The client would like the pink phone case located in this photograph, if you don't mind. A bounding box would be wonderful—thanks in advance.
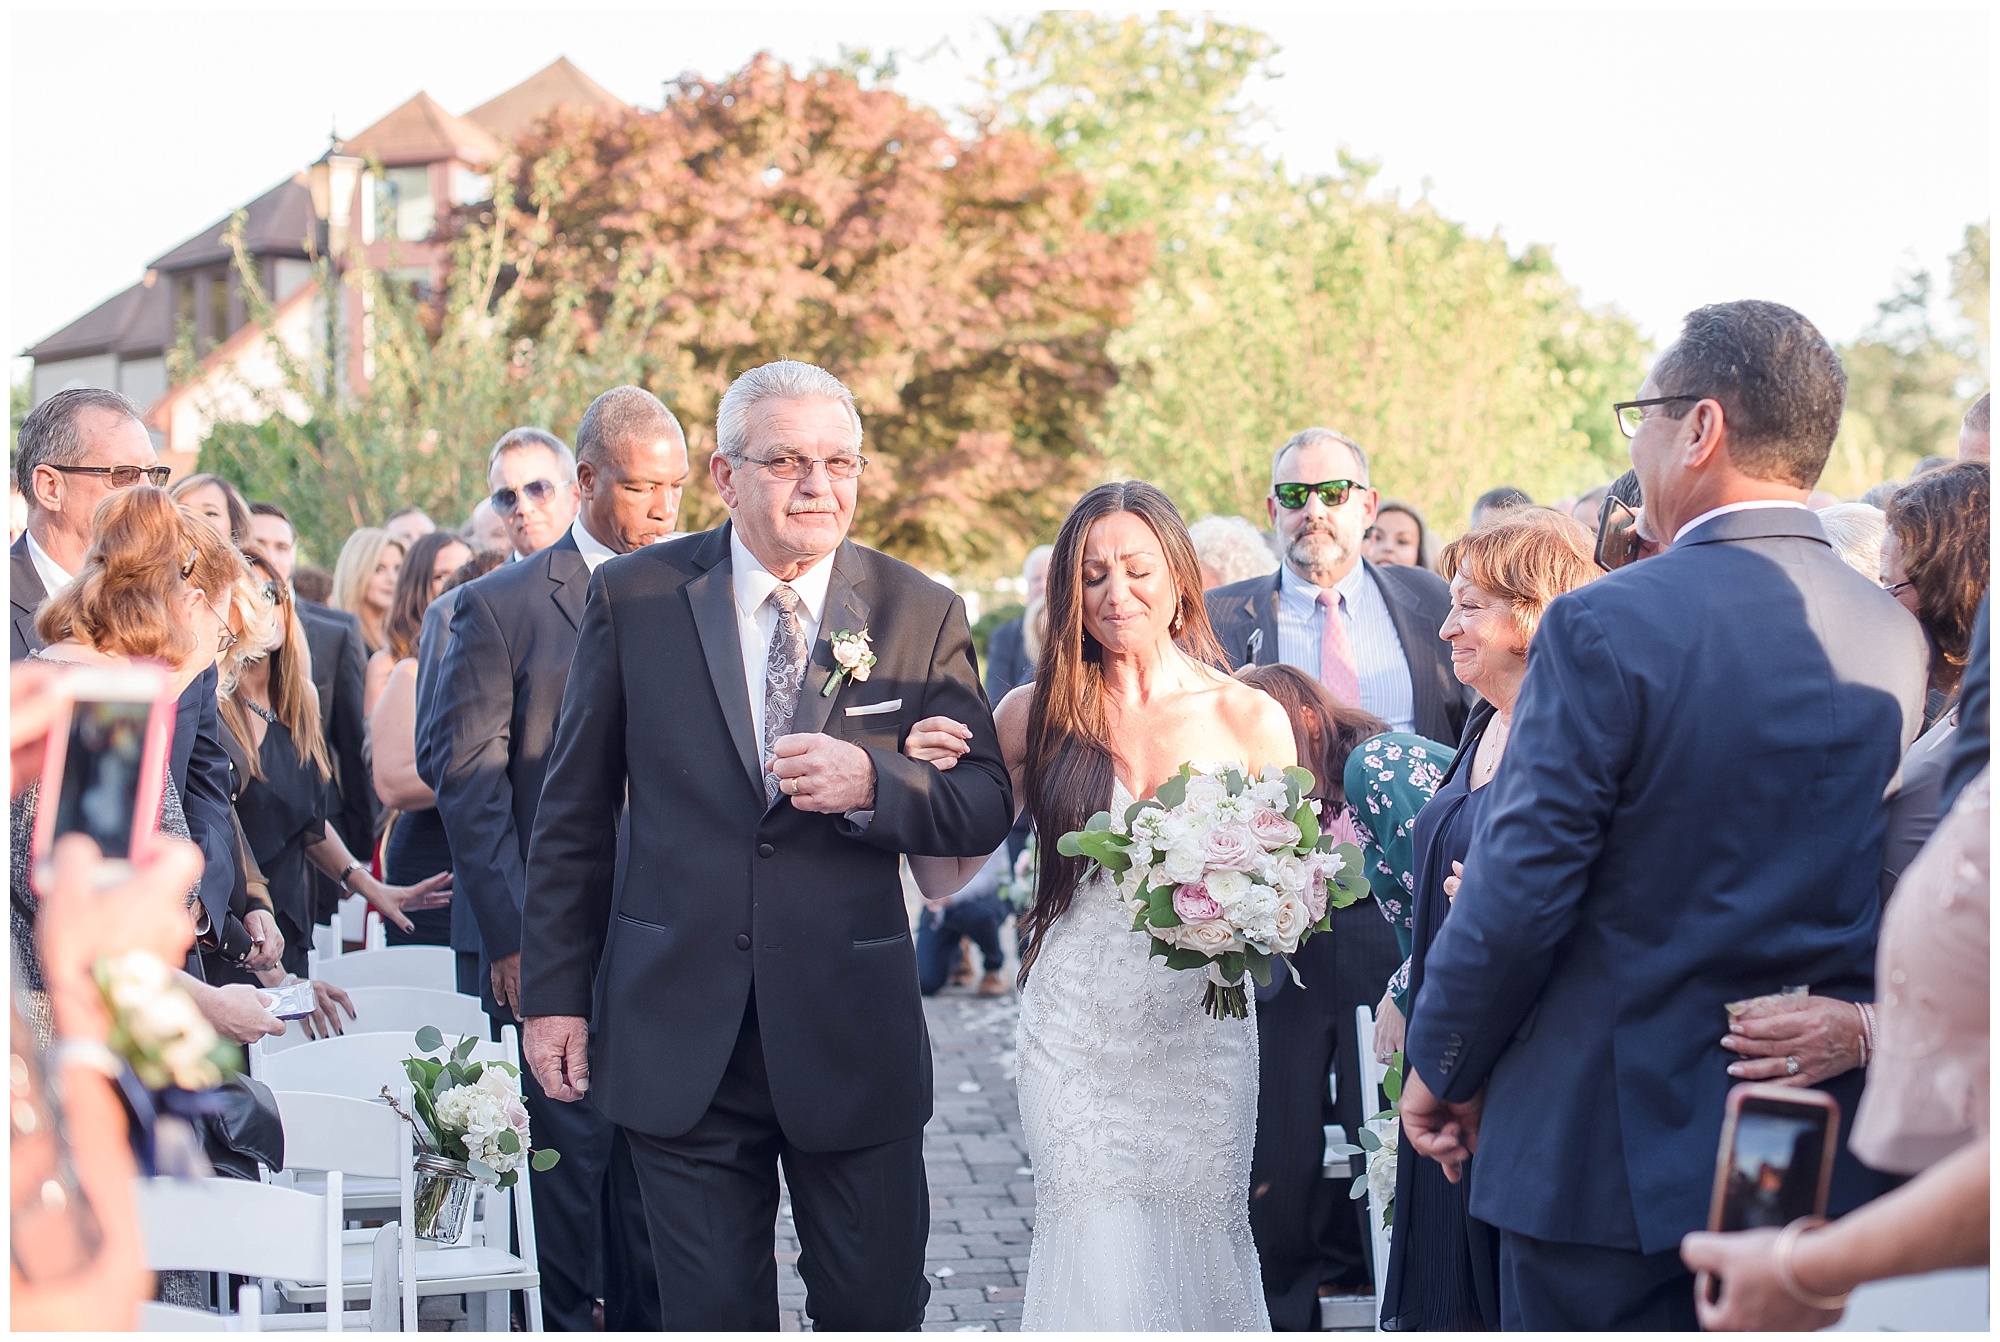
[31,681,179,867]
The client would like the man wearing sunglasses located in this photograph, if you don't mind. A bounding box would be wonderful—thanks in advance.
[10,386,168,660]
[430,397,686,1331]
[1204,425,1468,1325]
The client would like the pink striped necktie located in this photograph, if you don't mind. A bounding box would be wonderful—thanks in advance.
[1317,588,1361,707]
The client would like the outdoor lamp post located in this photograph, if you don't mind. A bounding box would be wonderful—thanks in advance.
[305,136,362,398]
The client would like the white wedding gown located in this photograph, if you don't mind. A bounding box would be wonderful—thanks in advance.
[1016,777,1269,1331]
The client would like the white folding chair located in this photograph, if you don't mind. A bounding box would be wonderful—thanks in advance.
[273,1092,418,1331]
[311,946,457,994]
[1355,1005,1396,1323]
[141,1284,264,1330]
[269,1041,543,1330]
[256,986,490,1059]
[135,1172,394,1331]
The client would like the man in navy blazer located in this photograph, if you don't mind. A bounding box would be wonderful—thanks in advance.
[1402,302,1929,1329]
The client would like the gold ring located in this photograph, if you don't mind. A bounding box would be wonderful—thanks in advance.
[784,777,798,795]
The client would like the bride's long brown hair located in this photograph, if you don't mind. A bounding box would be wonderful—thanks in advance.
[1017,481,1225,982]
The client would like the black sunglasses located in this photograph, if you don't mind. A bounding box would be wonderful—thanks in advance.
[1273,479,1362,510]
[491,478,569,514]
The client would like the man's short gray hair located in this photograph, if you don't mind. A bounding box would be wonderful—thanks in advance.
[15,386,145,498]
[1815,502,1887,581]
[486,426,576,479]
[1271,427,1370,486]
[576,386,686,467]
[1188,515,1279,586]
[716,361,863,459]
[1022,544,1054,580]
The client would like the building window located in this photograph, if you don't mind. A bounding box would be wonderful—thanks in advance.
[208,268,232,346]
[372,166,436,243]
[452,167,492,207]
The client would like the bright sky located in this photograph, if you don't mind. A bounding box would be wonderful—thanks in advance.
[7,6,1991,373]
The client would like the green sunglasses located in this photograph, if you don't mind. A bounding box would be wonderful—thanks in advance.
[1273,478,1362,509]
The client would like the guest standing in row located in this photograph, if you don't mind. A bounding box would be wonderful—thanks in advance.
[332,526,404,662]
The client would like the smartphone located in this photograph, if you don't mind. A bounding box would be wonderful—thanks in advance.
[1707,1083,1840,1233]
[260,981,318,1021]
[32,665,177,881]
[1594,496,1645,572]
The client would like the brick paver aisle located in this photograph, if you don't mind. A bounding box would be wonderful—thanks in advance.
[776,983,1032,1331]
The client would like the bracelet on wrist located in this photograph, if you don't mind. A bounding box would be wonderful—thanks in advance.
[1773,1217,1848,1311]
[48,1037,123,1078]
[337,860,364,891]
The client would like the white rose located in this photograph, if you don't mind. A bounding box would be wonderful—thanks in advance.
[1182,920,1241,955]
[1271,896,1311,951]
[1162,841,1208,885]
[1367,1125,1399,1210]
[1270,852,1310,896]
[1184,775,1226,809]
[1204,868,1253,913]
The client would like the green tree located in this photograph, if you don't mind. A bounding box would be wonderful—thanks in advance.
[986,13,1649,537]
[1823,220,1989,496]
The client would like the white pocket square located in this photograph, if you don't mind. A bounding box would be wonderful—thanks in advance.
[844,699,903,717]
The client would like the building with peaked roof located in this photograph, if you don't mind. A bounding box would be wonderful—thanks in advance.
[24,58,627,478]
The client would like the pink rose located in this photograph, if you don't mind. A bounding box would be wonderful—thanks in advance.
[1248,808,1303,850]
[1199,825,1262,872]
[1172,881,1224,923]
[1302,875,1329,923]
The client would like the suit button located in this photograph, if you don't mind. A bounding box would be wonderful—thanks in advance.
[734,933,752,951]
[757,843,774,858]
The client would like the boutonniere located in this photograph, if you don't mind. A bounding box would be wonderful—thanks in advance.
[823,628,877,696]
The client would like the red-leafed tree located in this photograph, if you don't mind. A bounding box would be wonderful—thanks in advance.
[499,55,1153,566]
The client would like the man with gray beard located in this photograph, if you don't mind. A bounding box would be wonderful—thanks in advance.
[1205,426,1467,1328]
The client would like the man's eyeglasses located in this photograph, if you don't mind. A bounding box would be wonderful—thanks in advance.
[1885,580,1915,597]
[1613,395,1706,439]
[731,452,868,482]
[1272,479,1361,510]
[491,479,570,514]
[46,464,172,489]
[179,547,200,580]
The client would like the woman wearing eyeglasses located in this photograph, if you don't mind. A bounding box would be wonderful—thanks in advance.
[330,526,405,664]
[9,487,284,1048]
[221,551,452,977]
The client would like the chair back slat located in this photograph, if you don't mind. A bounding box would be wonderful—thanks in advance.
[260,986,489,1056]
[137,1173,343,1325]
[312,946,457,993]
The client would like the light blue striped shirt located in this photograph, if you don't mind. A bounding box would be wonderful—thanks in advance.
[1273,561,1417,734]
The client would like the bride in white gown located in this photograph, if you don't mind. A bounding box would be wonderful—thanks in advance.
[906,482,1296,1331]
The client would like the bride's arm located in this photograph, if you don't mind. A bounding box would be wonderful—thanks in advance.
[906,688,1032,899]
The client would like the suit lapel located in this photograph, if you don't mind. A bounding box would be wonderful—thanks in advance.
[787,543,869,739]
[11,537,48,656]
[1369,562,1440,733]
[546,538,587,630]
[684,527,764,794]
[1252,572,1281,666]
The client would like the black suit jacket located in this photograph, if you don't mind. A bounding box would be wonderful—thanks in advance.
[298,603,374,859]
[519,525,1014,1152]
[11,534,46,661]
[1204,561,1469,745]
[433,535,592,978]
[984,615,1031,705]
[13,536,234,925]
[411,587,482,960]
[1407,508,1928,1253]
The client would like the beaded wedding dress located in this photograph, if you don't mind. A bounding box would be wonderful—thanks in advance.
[1015,777,1269,1331]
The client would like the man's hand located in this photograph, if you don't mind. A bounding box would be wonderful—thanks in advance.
[490,952,522,1016]
[1721,998,1864,1087]
[196,980,287,1044]
[242,908,284,972]
[903,716,972,770]
[1399,1065,1483,1184]
[769,733,876,813]
[525,1015,591,1102]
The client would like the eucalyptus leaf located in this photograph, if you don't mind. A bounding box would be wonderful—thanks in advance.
[1244,949,1271,987]
[1325,1143,1362,1159]
[453,1034,478,1061]
[498,1171,518,1189]
[497,1128,521,1155]
[462,1062,483,1085]
[414,1025,443,1054]
[1383,1063,1404,1104]
[1123,799,1164,829]
[531,1149,561,1172]
[1357,1127,1382,1152]
[1153,769,1190,810]
[1157,943,1209,972]
[1283,765,1315,805]
[1084,811,1114,832]
[1146,903,1182,929]
[1295,805,1321,849]
[1349,1175,1370,1201]
[467,1158,498,1182]
[1223,767,1245,796]
[1219,950,1245,982]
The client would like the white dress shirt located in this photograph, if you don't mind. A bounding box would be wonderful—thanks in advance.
[731,529,837,749]
[1273,560,1417,734]
[1672,499,1810,544]
[568,516,618,572]
[25,530,72,599]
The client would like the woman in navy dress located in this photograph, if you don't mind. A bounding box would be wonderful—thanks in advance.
[1378,509,1601,1330]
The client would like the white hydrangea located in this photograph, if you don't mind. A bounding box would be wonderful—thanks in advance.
[434,1068,533,1177]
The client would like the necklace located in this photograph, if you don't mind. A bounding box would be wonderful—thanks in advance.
[1471,713,1511,785]
[243,700,278,725]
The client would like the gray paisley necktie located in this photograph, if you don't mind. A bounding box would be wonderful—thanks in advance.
[762,583,809,804]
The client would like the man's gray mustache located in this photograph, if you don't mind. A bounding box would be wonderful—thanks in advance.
[787,501,840,515]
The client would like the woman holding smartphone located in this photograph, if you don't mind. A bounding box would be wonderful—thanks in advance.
[1376,508,1599,1332]
[219,551,451,977]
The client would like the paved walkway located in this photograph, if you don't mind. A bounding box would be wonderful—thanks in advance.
[777,982,1032,1331]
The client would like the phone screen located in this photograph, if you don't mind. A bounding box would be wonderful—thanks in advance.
[50,699,154,859]
[1594,497,1643,572]
[1717,1096,1832,1231]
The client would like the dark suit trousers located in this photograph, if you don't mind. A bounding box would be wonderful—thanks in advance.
[1248,902,1399,1327]
[1498,1230,1698,1331]
[623,994,930,1331]
[517,1034,658,1329]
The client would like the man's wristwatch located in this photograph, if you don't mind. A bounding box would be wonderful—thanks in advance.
[337,861,364,891]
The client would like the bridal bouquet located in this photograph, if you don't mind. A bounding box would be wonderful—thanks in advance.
[1056,763,1370,1019]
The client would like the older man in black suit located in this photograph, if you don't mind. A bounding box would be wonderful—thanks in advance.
[520,361,1014,1330]
[11,389,236,950]
[433,395,688,1331]
[1404,301,1928,1329]
[1204,426,1469,1323]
